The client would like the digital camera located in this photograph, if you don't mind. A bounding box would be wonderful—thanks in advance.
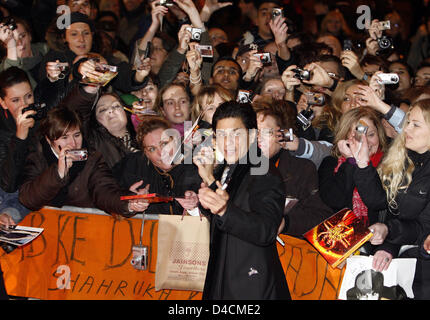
[377,73,399,85]
[279,128,294,142]
[271,8,283,21]
[343,39,353,51]
[354,121,368,142]
[21,103,47,121]
[237,90,251,104]
[131,245,148,270]
[306,92,325,106]
[297,108,314,131]
[66,149,88,161]
[254,52,271,64]
[292,68,311,81]
[186,27,202,41]
[195,44,213,58]
[1,16,17,31]
[159,0,174,6]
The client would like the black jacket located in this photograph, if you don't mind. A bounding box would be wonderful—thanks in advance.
[202,156,290,300]
[274,150,333,237]
[112,152,202,215]
[353,150,430,257]
[0,109,37,192]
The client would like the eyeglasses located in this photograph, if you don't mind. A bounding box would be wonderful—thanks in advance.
[143,137,174,153]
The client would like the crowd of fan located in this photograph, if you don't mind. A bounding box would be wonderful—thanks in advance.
[1,0,430,300]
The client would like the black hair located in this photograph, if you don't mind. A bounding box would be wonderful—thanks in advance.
[252,0,282,10]
[210,56,243,79]
[0,67,31,98]
[212,101,257,131]
[317,54,347,79]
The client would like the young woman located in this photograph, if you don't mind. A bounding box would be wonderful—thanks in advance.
[154,83,191,137]
[318,107,388,227]
[0,67,37,193]
[19,107,146,216]
[351,99,430,274]
[0,17,49,88]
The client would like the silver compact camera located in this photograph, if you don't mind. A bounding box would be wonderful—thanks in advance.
[254,52,271,64]
[66,149,88,161]
[293,68,311,81]
[377,73,399,85]
[297,108,314,131]
[237,90,251,103]
[159,0,174,6]
[271,8,283,21]
[306,92,325,106]
[131,245,148,270]
[186,27,202,41]
[354,121,368,142]
[279,128,294,142]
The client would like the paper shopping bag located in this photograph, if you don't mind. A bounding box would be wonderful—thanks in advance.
[155,214,210,291]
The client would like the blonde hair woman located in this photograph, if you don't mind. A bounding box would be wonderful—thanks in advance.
[318,107,387,227]
[352,99,430,273]
[191,84,234,126]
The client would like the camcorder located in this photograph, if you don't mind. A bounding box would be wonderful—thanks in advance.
[254,52,271,64]
[66,149,88,161]
[292,68,311,81]
[279,128,294,142]
[0,16,17,31]
[131,245,148,270]
[186,27,202,41]
[21,103,47,121]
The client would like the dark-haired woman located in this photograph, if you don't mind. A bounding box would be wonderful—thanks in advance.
[19,107,146,216]
[36,11,150,110]
[0,67,38,193]
[112,116,202,215]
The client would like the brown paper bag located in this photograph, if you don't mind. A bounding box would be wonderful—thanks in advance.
[155,214,210,291]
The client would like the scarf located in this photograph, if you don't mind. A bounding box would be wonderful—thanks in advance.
[334,149,384,223]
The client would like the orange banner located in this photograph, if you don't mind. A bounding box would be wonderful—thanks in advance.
[0,208,344,300]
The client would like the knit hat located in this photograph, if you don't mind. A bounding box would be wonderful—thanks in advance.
[58,12,96,33]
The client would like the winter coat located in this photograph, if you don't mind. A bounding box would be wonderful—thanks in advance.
[0,109,37,192]
[112,152,202,215]
[353,150,430,258]
[19,138,131,216]
[201,156,290,300]
[61,86,139,169]
[274,149,334,237]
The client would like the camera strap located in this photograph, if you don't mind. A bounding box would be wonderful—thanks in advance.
[139,213,145,246]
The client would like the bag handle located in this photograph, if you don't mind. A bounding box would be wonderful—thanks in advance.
[181,209,203,221]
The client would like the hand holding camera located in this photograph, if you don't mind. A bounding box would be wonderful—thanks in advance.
[0,21,16,47]
[177,24,193,54]
[16,106,36,140]
[301,62,334,88]
[269,8,288,46]
[186,43,203,72]
[281,65,302,91]
[242,49,263,81]
[340,50,365,80]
